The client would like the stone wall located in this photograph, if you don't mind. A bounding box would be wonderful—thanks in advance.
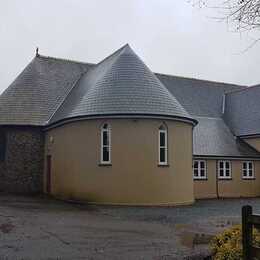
[0,126,44,193]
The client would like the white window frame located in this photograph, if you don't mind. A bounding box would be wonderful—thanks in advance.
[242,161,254,179]
[193,160,207,180]
[218,160,232,179]
[158,128,168,165]
[100,124,111,164]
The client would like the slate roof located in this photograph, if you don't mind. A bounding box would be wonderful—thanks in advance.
[194,117,260,158]
[156,74,245,117]
[224,86,260,137]
[155,74,260,157]
[1,44,260,158]
[0,55,93,125]
[50,44,194,124]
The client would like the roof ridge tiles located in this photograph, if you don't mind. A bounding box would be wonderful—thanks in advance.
[155,72,246,88]
[95,43,130,66]
[37,50,254,91]
[225,84,260,95]
[37,54,95,66]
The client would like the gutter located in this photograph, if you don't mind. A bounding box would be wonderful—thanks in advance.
[240,134,260,139]
[44,113,198,131]
[194,155,260,160]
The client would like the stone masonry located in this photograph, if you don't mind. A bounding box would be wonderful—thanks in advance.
[0,126,44,193]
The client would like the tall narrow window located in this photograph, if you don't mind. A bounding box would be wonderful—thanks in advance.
[193,160,207,180]
[158,125,168,165]
[218,160,231,179]
[101,123,111,164]
[242,161,254,179]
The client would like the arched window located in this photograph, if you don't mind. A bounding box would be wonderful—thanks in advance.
[101,123,111,164]
[158,124,168,165]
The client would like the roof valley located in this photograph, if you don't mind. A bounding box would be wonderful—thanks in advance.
[0,44,259,158]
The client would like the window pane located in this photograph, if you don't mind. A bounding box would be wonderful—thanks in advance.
[194,169,198,177]
[249,170,253,177]
[194,161,198,169]
[226,169,230,177]
[219,161,224,168]
[103,147,110,162]
[243,170,247,177]
[160,148,166,163]
[103,131,108,146]
[243,162,247,169]
[200,169,205,177]
[160,132,165,147]
[200,161,205,169]
[219,169,224,177]
[249,163,253,169]
[225,162,230,169]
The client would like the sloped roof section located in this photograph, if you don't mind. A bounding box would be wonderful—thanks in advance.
[157,73,245,117]
[224,85,260,137]
[0,55,92,125]
[50,44,195,124]
[194,117,260,158]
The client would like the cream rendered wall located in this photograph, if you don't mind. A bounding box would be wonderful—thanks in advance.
[44,118,194,206]
[194,159,260,199]
[194,160,217,199]
[218,160,260,197]
[243,138,260,152]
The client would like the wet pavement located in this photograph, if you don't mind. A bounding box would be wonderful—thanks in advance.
[0,195,259,259]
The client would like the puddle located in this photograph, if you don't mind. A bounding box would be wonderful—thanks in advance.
[0,223,15,234]
[180,231,214,249]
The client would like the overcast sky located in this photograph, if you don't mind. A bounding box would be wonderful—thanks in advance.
[1,0,260,93]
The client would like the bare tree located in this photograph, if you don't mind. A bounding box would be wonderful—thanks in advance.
[191,0,260,48]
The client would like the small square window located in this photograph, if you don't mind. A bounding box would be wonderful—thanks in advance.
[193,160,207,180]
[218,161,231,179]
[242,161,254,179]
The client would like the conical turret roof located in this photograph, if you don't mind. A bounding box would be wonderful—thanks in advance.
[50,44,196,125]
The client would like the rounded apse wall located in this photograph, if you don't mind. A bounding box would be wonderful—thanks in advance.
[44,118,194,206]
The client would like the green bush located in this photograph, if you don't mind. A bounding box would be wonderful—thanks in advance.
[211,225,260,260]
